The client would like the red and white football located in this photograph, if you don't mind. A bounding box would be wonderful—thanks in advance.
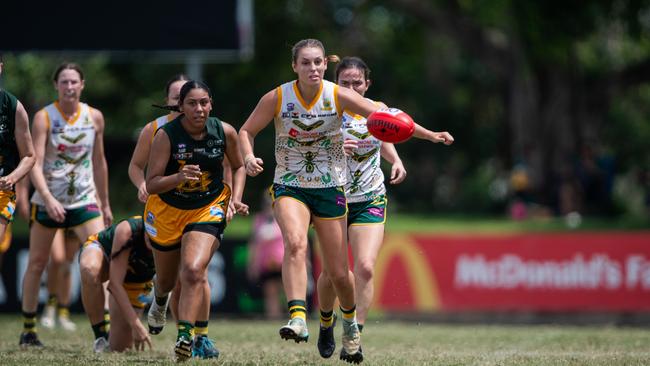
[367,108,415,143]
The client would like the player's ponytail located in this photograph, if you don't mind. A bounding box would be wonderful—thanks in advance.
[327,54,340,63]
[151,103,181,112]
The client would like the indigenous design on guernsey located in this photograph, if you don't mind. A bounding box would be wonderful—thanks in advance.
[341,99,386,203]
[31,102,97,209]
[0,90,18,179]
[274,80,346,188]
[158,116,226,209]
[149,114,174,143]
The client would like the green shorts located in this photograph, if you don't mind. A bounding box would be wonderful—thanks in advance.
[348,195,387,226]
[32,203,101,229]
[271,184,347,219]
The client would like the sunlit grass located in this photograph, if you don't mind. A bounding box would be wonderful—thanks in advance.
[1,315,649,365]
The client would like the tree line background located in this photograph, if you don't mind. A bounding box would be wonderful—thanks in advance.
[2,0,649,222]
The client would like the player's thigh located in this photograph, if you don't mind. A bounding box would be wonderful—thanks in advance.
[71,217,104,244]
[49,229,66,264]
[272,197,311,245]
[27,222,59,267]
[348,224,385,269]
[312,216,349,273]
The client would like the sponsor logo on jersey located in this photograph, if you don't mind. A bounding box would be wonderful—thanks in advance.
[209,205,225,221]
[146,211,155,224]
[322,98,332,111]
[287,103,295,111]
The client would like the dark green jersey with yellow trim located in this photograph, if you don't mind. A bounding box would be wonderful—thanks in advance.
[97,215,154,283]
[0,90,18,178]
[159,116,226,209]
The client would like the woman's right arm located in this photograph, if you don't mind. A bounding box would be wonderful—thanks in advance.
[238,89,278,177]
[107,222,152,350]
[128,122,154,203]
[30,110,65,222]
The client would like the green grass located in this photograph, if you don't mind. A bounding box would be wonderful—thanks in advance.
[2,315,650,365]
[9,208,649,238]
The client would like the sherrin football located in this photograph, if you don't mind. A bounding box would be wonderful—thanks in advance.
[367,108,415,143]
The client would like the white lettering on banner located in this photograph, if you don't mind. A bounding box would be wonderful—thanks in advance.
[452,253,645,290]
[626,255,650,289]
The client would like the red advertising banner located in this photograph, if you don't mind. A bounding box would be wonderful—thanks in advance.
[316,232,650,312]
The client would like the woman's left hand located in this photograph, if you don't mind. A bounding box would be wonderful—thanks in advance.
[389,160,407,184]
[0,176,14,191]
[343,139,358,156]
[132,319,152,351]
[226,202,235,223]
[431,131,454,145]
[233,200,250,216]
[102,205,114,227]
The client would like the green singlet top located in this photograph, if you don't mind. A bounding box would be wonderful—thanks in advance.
[158,116,226,210]
[97,216,155,283]
[0,90,18,179]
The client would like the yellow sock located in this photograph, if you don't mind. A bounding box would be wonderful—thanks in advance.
[340,305,356,322]
[195,320,209,337]
[288,300,307,321]
[320,310,334,327]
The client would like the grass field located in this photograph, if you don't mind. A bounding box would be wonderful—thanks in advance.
[1,315,649,365]
[10,212,650,239]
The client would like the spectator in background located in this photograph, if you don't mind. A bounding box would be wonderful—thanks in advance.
[247,190,285,319]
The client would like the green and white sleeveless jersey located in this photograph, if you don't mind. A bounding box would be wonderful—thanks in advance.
[341,100,385,203]
[149,114,174,143]
[31,102,97,209]
[0,90,18,179]
[273,80,346,188]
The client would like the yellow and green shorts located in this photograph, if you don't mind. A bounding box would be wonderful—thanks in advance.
[347,195,388,226]
[124,281,154,309]
[31,203,101,229]
[144,187,230,251]
[0,190,16,223]
[270,183,347,219]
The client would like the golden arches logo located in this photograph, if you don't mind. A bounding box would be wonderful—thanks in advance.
[373,234,441,311]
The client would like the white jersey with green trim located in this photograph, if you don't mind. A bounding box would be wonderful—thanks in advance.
[150,114,174,142]
[273,80,346,188]
[341,99,386,203]
[31,102,97,209]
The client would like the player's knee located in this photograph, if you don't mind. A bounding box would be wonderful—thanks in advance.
[60,260,73,276]
[328,270,351,289]
[283,231,307,248]
[181,265,206,286]
[80,261,103,285]
[283,237,307,259]
[28,255,50,274]
[355,261,374,282]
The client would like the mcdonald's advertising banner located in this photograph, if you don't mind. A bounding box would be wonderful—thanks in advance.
[315,232,650,312]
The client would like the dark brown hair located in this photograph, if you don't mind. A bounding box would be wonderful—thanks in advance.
[335,56,371,82]
[53,62,84,82]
